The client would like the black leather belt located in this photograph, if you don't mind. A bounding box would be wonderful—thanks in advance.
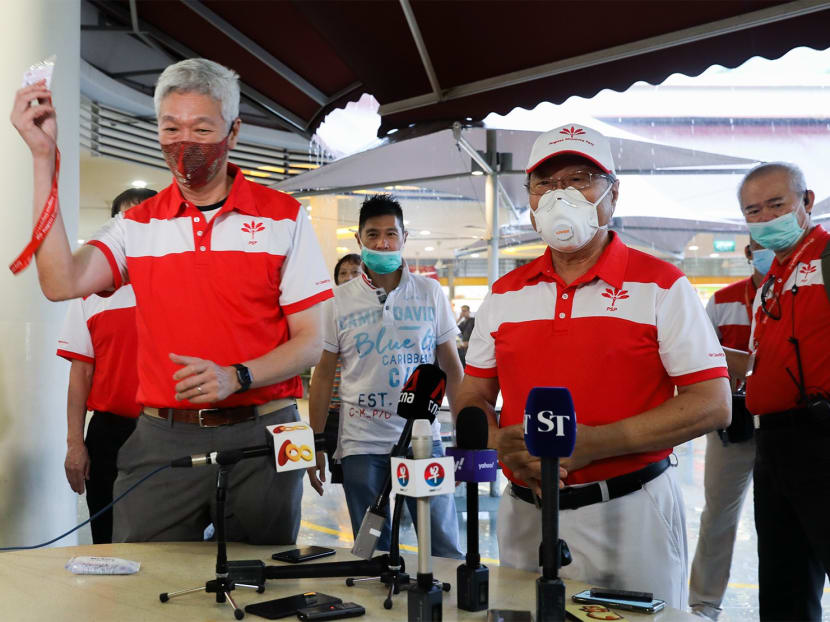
[754,406,825,431]
[510,457,671,510]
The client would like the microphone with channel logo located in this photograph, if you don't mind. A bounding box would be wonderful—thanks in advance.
[524,387,577,622]
[446,406,497,611]
[351,363,447,559]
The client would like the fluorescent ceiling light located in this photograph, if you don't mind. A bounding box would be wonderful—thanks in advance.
[131,180,147,188]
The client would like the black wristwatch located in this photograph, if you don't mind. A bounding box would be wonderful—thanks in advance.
[233,364,253,393]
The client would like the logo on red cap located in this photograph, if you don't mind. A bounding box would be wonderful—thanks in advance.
[558,126,586,139]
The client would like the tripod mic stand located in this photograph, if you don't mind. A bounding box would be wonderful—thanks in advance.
[159,465,265,620]
[265,486,449,610]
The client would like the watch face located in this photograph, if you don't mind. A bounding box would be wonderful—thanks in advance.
[235,365,252,391]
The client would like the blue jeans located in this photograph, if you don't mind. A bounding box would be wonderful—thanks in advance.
[341,440,463,559]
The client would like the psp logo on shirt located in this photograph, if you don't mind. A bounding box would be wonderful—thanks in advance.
[424,462,445,487]
[397,463,410,487]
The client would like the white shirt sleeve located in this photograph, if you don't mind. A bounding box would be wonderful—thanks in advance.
[321,297,339,353]
[56,298,94,362]
[464,294,497,372]
[657,276,726,380]
[433,282,459,345]
[89,213,129,289]
[279,204,333,313]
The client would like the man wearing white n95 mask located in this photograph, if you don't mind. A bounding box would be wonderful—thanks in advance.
[455,123,731,609]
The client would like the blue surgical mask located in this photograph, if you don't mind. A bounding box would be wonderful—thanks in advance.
[751,248,775,275]
[747,211,806,251]
[361,246,402,274]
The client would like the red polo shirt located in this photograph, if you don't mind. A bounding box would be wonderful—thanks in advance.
[705,276,756,351]
[56,285,141,418]
[88,164,333,409]
[465,233,728,485]
[747,225,830,415]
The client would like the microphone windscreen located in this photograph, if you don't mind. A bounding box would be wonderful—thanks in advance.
[456,406,489,450]
[524,387,577,458]
[396,363,447,422]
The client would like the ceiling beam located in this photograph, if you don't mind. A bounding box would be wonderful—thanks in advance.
[180,0,328,105]
[399,0,442,103]
[89,1,310,135]
[380,0,830,116]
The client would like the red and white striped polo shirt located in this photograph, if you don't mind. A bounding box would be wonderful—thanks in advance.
[56,285,141,418]
[747,225,830,415]
[88,164,333,409]
[465,233,728,485]
[705,277,756,351]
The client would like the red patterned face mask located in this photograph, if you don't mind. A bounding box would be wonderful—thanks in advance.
[160,134,229,189]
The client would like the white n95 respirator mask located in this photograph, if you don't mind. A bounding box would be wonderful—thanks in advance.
[533,184,612,253]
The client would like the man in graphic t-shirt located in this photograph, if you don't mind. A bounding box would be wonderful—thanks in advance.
[308,194,463,558]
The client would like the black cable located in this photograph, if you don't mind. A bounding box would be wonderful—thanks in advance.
[0,464,171,551]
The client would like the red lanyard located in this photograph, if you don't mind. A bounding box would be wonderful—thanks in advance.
[9,149,61,275]
[752,227,818,346]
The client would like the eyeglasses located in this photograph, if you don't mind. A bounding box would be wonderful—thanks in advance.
[527,170,612,196]
[760,276,781,320]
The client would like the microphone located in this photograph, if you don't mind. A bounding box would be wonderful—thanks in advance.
[447,406,497,611]
[524,387,577,622]
[351,364,447,559]
[171,432,328,469]
[407,418,443,621]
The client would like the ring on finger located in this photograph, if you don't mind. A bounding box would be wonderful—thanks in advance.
[197,385,203,393]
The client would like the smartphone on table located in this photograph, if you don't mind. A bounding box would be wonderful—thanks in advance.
[244,592,341,620]
[571,589,666,614]
[271,546,336,563]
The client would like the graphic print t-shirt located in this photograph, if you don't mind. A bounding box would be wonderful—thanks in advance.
[322,269,458,458]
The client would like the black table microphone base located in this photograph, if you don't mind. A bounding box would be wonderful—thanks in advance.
[408,581,443,622]
[536,576,566,622]
[457,563,489,611]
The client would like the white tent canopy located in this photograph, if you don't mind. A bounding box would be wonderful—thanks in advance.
[275,125,757,213]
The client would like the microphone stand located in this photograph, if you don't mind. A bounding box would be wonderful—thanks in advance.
[160,465,265,620]
[537,457,567,622]
[265,421,449,611]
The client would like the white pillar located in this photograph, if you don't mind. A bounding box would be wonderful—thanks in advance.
[485,130,499,285]
[0,0,80,547]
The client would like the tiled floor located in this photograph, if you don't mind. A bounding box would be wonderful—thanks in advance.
[72,401,830,620]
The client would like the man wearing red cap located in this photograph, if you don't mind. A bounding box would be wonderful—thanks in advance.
[456,123,731,608]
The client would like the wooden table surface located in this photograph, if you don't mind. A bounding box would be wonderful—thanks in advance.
[1,542,697,621]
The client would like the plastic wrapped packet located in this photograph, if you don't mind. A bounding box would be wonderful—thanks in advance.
[22,55,56,88]
[65,556,140,575]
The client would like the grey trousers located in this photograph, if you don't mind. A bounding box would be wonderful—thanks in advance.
[112,404,303,544]
[688,431,756,613]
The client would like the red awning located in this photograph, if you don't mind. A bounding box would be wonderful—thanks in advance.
[91,0,830,137]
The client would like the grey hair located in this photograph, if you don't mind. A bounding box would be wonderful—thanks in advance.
[154,58,240,129]
[737,162,807,201]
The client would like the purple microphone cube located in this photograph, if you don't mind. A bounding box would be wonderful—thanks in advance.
[446,448,498,483]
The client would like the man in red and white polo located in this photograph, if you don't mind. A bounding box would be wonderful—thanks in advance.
[456,123,730,609]
[725,162,830,621]
[688,240,767,620]
[12,58,332,543]
[58,188,155,544]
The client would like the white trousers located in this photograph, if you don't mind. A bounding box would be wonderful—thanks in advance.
[688,432,755,611]
[497,468,688,610]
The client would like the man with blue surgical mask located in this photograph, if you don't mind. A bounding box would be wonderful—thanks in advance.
[455,123,731,609]
[307,194,463,559]
[724,162,830,622]
[689,238,768,620]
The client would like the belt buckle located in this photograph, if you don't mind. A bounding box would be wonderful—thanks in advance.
[197,408,220,427]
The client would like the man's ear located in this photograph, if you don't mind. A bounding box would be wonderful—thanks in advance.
[227,118,242,149]
[804,189,815,214]
[354,231,362,248]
